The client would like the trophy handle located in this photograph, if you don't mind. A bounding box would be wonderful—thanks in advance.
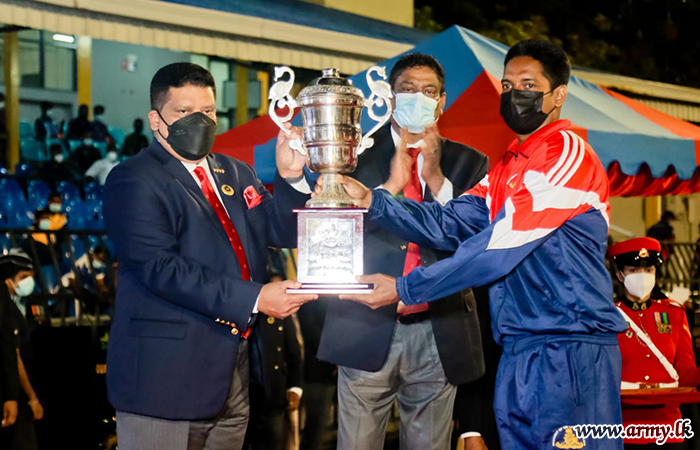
[268,66,305,154]
[358,66,393,155]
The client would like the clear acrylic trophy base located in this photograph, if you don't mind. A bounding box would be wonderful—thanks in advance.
[287,207,373,295]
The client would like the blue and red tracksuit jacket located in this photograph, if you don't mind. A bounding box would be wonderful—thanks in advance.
[368,120,627,344]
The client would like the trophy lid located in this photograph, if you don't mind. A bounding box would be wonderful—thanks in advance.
[298,68,364,101]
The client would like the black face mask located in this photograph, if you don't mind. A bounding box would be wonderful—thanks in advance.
[157,111,217,161]
[500,89,556,135]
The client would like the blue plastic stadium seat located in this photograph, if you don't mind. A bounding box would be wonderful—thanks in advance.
[19,121,34,139]
[57,181,81,209]
[68,140,82,152]
[0,178,24,211]
[0,180,33,228]
[84,182,103,203]
[14,163,33,179]
[28,180,51,212]
[20,139,45,162]
[67,203,89,229]
[108,127,126,147]
[94,141,108,158]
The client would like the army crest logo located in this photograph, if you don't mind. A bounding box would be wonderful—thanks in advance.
[552,427,585,449]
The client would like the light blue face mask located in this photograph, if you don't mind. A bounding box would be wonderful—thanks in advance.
[39,219,51,230]
[392,92,439,134]
[13,276,35,297]
[92,259,105,270]
[49,203,62,213]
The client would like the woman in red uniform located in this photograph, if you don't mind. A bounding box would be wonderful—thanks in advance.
[610,237,700,449]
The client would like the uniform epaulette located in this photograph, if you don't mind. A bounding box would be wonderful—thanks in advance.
[658,298,684,308]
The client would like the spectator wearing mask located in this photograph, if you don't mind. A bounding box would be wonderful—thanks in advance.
[0,249,20,433]
[69,132,102,176]
[66,104,92,141]
[21,209,61,270]
[91,105,112,143]
[0,251,43,450]
[46,193,67,230]
[30,144,74,190]
[34,102,59,142]
[86,144,120,185]
[122,118,149,157]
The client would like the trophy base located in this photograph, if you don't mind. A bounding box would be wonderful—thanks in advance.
[287,283,374,295]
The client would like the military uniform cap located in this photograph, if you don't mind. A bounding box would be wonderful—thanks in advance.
[609,237,663,268]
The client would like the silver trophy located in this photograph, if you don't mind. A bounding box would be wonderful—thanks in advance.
[269,66,392,293]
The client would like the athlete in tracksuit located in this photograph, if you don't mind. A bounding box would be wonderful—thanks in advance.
[338,40,628,449]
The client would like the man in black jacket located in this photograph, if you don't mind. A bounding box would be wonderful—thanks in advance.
[314,53,489,450]
[0,251,41,450]
[0,258,19,431]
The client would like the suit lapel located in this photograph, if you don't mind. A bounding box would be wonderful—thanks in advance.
[148,143,230,244]
[207,155,252,265]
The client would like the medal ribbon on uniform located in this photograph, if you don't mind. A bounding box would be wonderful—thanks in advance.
[654,311,672,334]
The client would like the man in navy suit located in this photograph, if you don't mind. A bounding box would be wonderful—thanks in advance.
[103,63,317,450]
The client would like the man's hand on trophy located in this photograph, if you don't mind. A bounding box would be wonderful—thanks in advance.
[276,122,306,178]
[312,175,373,208]
[339,274,399,309]
[419,124,445,195]
[258,280,318,319]
[383,128,414,195]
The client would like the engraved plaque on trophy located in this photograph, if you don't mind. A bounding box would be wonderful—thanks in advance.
[269,66,392,294]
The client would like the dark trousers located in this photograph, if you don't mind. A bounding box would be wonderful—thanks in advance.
[301,382,336,450]
[0,401,39,450]
[244,384,285,450]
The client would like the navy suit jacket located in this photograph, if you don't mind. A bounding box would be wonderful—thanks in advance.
[318,125,489,385]
[103,141,309,420]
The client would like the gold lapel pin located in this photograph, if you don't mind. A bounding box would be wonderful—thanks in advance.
[221,185,234,196]
[212,168,225,174]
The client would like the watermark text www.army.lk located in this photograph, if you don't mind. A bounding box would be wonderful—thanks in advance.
[552,419,693,447]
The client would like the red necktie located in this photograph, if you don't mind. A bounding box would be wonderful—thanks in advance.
[195,166,254,339]
[194,166,251,281]
[398,147,429,315]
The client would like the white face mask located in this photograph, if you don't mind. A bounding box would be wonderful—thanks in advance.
[392,92,439,134]
[107,152,118,162]
[54,154,65,163]
[13,276,35,297]
[623,272,656,301]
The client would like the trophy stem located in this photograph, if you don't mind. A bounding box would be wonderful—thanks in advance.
[306,173,356,208]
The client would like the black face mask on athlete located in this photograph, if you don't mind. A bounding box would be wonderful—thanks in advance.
[500,88,557,135]
[157,110,217,161]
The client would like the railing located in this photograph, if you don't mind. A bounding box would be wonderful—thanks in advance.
[0,227,115,331]
[654,242,700,294]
